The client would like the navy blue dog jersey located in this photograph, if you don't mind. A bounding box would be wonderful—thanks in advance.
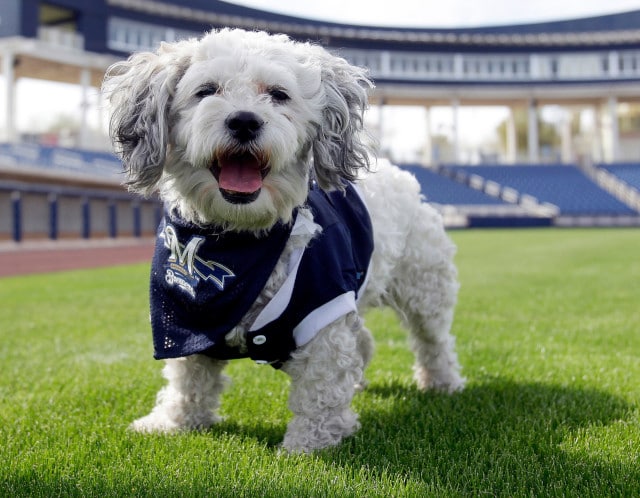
[150,182,373,368]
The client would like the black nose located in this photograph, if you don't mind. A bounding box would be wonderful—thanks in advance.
[225,111,264,142]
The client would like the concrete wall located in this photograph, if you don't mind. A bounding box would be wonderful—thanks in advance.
[0,181,160,241]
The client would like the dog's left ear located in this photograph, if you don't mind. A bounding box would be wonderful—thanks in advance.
[312,52,374,190]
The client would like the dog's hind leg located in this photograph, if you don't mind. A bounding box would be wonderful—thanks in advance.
[389,203,465,394]
[280,315,365,453]
[359,161,464,394]
[130,355,228,433]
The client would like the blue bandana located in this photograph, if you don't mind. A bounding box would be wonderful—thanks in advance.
[150,182,373,368]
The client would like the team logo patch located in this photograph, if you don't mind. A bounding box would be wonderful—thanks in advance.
[161,224,235,297]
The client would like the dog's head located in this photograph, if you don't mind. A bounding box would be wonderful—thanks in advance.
[103,29,373,231]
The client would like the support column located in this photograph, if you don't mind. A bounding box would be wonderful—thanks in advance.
[608,96,620,162]
[2,49,17,142]
[560,109,573,163]
[79,67,91,149]
[527,98,539,163]
[377,96,386,155]
[95,83,105,137]
[594,105,604,162]
[598,98,620,163]
[422,106,433,166]
[451,98,460,163]
[506,107,517,163]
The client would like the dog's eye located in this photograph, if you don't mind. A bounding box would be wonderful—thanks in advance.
[196,83,220,99]
[268,87,290,103]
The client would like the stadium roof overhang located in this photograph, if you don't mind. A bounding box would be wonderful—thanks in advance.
[0,36,119,144]
[106,0,640,53]
[0,37,117,87]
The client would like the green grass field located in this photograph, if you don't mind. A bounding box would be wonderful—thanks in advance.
[1,228,638,497]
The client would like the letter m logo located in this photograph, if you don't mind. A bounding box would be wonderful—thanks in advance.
[161,223,235,291]
[164,224,203,276]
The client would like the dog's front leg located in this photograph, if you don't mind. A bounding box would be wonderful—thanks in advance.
[130,355,228,433]
[280,316,365,453]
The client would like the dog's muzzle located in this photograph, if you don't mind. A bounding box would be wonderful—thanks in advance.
[210,152,270,204]
[207,111,271,204]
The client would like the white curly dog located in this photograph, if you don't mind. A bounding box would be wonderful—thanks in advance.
[104,28,464,453]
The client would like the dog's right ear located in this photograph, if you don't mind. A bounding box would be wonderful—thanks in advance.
[103,43,190,195]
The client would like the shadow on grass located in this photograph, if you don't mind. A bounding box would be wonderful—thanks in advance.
[4,379,636,497]
[208,419,287,448]
[195,378,637,495]
[327,379,638,495]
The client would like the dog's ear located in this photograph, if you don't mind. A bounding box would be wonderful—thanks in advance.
[312,52,374,191]
[103,43,190,195]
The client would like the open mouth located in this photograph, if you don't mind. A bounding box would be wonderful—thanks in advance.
[209,152,270,204]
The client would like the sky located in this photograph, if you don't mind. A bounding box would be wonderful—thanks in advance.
[4,0,640,159]
[229,0,640,27]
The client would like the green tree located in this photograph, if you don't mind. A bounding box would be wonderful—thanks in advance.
[496,108,560,156]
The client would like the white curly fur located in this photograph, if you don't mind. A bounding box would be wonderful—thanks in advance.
[104,28,464,453]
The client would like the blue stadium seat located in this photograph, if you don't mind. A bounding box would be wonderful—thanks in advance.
[445,164,636,216]
[399,164,507,205]
[600,163,640,191]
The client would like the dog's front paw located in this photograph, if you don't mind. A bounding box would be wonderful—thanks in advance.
[413,364,466,394]
[129,411,221,433]
[129,413,181,433]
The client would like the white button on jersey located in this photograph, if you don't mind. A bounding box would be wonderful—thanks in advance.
[252,335,267,345]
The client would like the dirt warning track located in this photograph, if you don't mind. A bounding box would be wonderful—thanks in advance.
[0,239,154,278]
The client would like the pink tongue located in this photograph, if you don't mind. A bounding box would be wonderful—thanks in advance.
[218,155,263,193]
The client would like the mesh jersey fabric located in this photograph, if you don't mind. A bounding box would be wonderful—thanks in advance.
[150,182,373,367]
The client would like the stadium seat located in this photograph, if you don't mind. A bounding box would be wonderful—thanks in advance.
[399,164,507,205]
[444,164,636,216]
[599,163,640,191]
